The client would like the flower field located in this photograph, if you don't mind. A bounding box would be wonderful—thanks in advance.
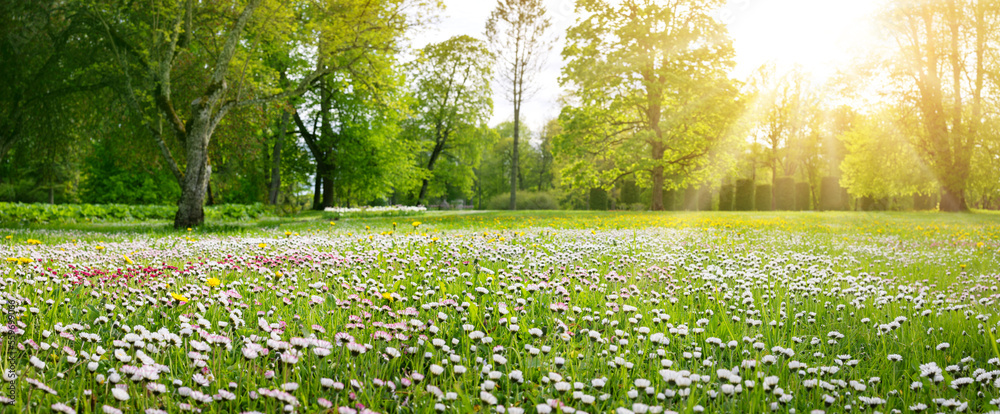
[1,211,999,414]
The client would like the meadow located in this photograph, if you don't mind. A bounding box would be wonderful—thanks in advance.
[1,211,999,414]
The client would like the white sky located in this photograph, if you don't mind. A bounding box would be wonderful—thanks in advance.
[409,0,883,134]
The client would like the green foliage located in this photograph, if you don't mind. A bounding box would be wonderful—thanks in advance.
[0,203,269,224]
[557,0,742,207]
[661,189,677,211]
[681,187,698,211]
[404,35,494,202]
[588,188,608,211]
[719,184,734,211]
[620,180,639,205]
[914,193,937,210]
[486,191,559,210]
[820,177,843,211]
[80,140,180,205]
[698,187,712,211]
[735,179,755,211]
[839,111,935,201]
[755,184,772,211]
[773,177,795,211]
[795,182,811,211]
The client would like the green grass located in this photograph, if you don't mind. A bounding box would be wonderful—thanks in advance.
[1,211,998,414]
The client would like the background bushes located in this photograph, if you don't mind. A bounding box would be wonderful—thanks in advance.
[588,188,608,210]
[735,179,755,211]
[773,177,795,210]
[718,184,734,211]
[487,191,561,210]
[755,184,772,211]
[821,177,843,211]
[795,182,811,210]
[0,203,270,224]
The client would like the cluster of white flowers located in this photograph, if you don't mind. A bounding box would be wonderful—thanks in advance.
[323,205,426,216]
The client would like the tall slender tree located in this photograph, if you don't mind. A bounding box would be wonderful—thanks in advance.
[405,35,493,205]
[485,0,552,211]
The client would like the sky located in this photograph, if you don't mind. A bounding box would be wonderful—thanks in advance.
[409,0,884,133]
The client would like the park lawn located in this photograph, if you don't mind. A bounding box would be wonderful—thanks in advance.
[1,211,998,414]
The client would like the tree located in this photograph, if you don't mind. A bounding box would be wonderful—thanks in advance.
[485,0,552,211]
[405,35,493,205]
[295,67,419,208]
[0,1,108,168]
[746,64,816,209]
[839,107,937,202]
[558,0,742,210]
[879,0,999,211]
[91,0,430,227]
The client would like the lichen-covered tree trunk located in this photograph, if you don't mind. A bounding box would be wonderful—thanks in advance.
[174,123,212,228]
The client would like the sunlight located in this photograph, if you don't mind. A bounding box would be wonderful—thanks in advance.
[725,0,884,83]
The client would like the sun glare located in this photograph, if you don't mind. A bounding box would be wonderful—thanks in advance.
[725,0,883,83]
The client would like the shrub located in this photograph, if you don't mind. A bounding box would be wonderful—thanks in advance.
[755,184,772,211]
[773,177,795,211]
[734,180,755,211]
[620,180,639,205]
[697,187,712,211]
[661,189,677,211]
[795,182,811,210]
[718,184,734,211]
[588,188,608,211]
[914,193,936,210]
[627,202,647,211]
[0,203,270,224]
[682,187,698,211]
[820,177,842,211]
[487,191,560,210]
[860,197,888,211]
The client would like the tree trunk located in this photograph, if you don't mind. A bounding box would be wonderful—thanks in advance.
[510,109,519,210]
[418,180,431,206]
[648,97,665,211]
[268,109,289,205]
[939,186,968,212]
[173,130,211,228]
[419,138,446,205]
[650,140,665,211]
[313,163,324,210]
[322,168,335,208]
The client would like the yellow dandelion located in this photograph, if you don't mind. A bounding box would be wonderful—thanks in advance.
[381,292,395,302]
[258,243,267,248]
[124,255,134,265]
[412,221,422,228]
[95,246,105,251]
[170,293,189,302]
[207,278,221,287]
